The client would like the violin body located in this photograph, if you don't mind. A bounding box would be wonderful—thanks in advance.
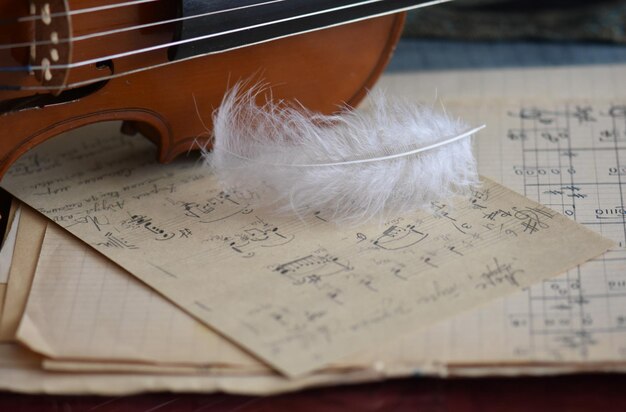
[0,1,406,177]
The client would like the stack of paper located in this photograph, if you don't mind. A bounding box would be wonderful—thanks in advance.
[0,64,624,395]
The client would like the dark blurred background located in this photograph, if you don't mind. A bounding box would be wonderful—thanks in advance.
[405,0,626,43]
[387,0,626,71]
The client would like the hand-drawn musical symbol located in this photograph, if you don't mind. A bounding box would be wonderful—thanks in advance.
[475,257,525,290]
[561,185,587,199]
[510,106,596,125]
[66,214,110,232]
[509,107,556,124]
[540,129,569,143]
[178,200,214,218]
[373,224,428,251]
[599,129,625,143]
[421,256,438,268]
[245,226,294,248]
[469,187,490,209]
[224,218,295,257]
[448,245,463,256]
[132,183,175,201]
[608,104,626,118]
[553,330,597,352]
[94,232,138,250]
[483,209,513,221]
[123,214,175,240]
[326,288,344,305]
[569,106,596,124]
[170,192,252,224]
[595,206,626,220]
[513,206,552,234]
[452,222,473,235]
[358,275,378,292]
[507,129,527,141]
[561,150,577,158]
[390,263,406,280]
[313,211,328,222]
[207,191,238,207]
[273,252,352,285]
[430,201,446,211]
[126,214,150,226]
[433,208,457,221]
[608,167,626,176]
[229,240,255,258]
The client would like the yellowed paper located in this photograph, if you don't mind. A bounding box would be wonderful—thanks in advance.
[0,343,42,368]
[1,123,613,377]
[447,364,626,377]
[0,342,386,396]
[23,215,624,375]
[0,206,47,341]
[0,201,21,327]
[41,359,267,376]
[0,206,20,284]
[336,96,626,368]
[3,341,626,396]
[0,205,19,330]
[19,224,263,370]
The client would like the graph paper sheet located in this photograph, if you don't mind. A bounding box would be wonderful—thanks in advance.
[350,99,626,368]
[475,100,626,363]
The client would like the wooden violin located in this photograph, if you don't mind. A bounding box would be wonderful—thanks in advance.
[0,0,440,177]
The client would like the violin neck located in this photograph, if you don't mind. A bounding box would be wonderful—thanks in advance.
[170,0,445,60]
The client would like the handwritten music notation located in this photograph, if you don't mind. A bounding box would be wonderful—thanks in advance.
[1,122,612,377]
[422,100,626,365]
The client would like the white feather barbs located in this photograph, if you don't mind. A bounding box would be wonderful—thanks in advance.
[203,85,484,225]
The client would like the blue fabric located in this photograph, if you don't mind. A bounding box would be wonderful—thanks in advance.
[387,39,626,72]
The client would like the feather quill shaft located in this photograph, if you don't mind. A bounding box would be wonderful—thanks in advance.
[203,85,483,224]
[217,125,485,167]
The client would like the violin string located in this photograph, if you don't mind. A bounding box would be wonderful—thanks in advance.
[0,0,287,50]
[1,0,387,72]
[1,0,448,91]
[1,0,446,90]
[3,0,161,24]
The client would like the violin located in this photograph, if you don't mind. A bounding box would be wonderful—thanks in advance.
[0,0,437,177]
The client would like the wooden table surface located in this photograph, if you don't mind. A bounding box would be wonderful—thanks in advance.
[1,374,625,411]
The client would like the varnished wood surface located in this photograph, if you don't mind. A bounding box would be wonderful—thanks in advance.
[0,374,625,411]
[0,0,405,177]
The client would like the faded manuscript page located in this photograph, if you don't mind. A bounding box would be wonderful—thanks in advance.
[339,96,626,369]
[1,123,612,376]
[18,223,263,370]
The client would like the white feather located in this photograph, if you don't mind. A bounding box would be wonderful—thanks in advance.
[203,85,483,224]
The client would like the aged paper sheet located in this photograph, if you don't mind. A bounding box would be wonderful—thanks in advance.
[18,223,262,370]
[0,202,21,329]
[0,206,46,341]
[0,206,20,284]
[1,123,612,376]
[0,342,381,395]
[457,99,626,364]
[336,97,626,369]
[22,212,625,375]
